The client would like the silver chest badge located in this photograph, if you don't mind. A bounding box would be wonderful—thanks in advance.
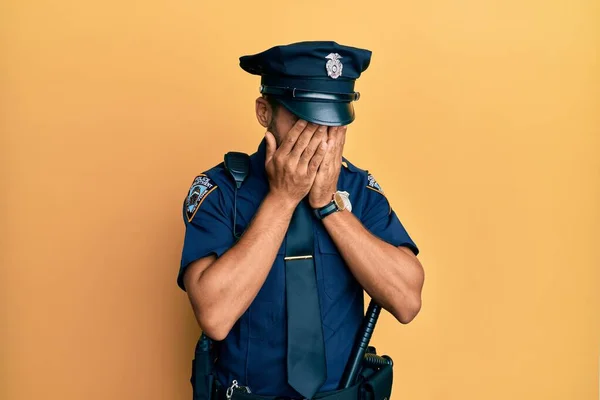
[325,53,343,79]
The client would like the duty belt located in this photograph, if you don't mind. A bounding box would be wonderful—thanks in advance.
[214,379,362,400]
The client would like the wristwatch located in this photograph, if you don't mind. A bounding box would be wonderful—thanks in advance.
[314,191,352,220]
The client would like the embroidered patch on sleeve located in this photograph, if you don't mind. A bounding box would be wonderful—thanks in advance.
[366,173,385,195]
[185,174,218,222]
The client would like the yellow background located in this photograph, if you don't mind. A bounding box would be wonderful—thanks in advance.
[2,1,598,399]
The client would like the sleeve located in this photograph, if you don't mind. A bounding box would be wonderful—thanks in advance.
[361,173,419,256]
[177,175,235,291]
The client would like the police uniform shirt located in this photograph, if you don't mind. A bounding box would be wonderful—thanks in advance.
[178,139,418,396]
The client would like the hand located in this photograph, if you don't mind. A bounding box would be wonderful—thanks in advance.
[265,120,329,209]
[308,126,346,208]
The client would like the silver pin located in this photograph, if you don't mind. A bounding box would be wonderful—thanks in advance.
[326,53,343,79]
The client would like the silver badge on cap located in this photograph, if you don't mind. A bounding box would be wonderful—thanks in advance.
[325,53,343,79]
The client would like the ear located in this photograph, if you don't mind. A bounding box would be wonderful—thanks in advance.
[255,97,271,128]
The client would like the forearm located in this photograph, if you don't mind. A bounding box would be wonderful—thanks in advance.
[322,210,424,323]
[189,193,295,338]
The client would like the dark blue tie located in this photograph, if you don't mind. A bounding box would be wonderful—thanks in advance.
[285,199,327,399]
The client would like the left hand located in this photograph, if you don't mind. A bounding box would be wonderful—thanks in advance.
[308,125,347,208]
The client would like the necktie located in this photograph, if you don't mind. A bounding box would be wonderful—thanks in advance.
[285,199,327,399]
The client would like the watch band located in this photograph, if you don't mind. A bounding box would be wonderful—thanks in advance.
[313,201,339,220]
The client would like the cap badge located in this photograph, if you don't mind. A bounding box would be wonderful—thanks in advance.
[325,53,343,79]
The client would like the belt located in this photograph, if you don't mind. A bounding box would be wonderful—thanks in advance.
[214,380,361,400]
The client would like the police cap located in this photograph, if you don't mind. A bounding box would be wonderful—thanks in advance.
[240,41,372,126]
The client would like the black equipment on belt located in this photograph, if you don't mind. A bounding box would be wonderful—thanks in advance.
[192,333,216,400]
[339,302,394,400]
[190,151,394,400]
[339,301,382,388]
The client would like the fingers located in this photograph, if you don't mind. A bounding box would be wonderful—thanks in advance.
[277,119,308,155]
[336,125,347,160]
[290,123,320,159]
[264,131,276,165]
[308,140,329,175]
[339,125,347,143]
[319,127,338,170]
[298,125,327,167]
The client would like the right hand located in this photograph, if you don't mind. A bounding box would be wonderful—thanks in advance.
[264,120,329,208]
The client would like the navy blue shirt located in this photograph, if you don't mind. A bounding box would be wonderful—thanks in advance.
[179,140,418,396]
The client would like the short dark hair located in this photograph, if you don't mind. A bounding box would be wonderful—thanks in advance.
[264,95,280,135]
[264,95,280,116]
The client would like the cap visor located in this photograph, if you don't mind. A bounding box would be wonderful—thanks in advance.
[275,99,355,126]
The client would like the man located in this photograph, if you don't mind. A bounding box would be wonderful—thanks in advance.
[178,41,424,399]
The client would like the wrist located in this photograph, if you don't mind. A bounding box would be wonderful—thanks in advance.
[265,191,298,213]
[313,190,352,220]
[309,194,335,209]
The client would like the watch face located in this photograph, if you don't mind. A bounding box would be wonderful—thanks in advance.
[333,192,346,211]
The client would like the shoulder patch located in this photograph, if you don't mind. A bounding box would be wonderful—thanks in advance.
[185,174,218,222]
[366,173,385,195]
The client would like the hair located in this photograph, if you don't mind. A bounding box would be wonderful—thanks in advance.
[264,95,280,135]
[264,95,280,116]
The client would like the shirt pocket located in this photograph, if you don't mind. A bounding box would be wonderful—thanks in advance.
[316,232,354,301]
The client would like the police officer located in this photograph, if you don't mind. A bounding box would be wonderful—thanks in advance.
[179,41,424,399]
